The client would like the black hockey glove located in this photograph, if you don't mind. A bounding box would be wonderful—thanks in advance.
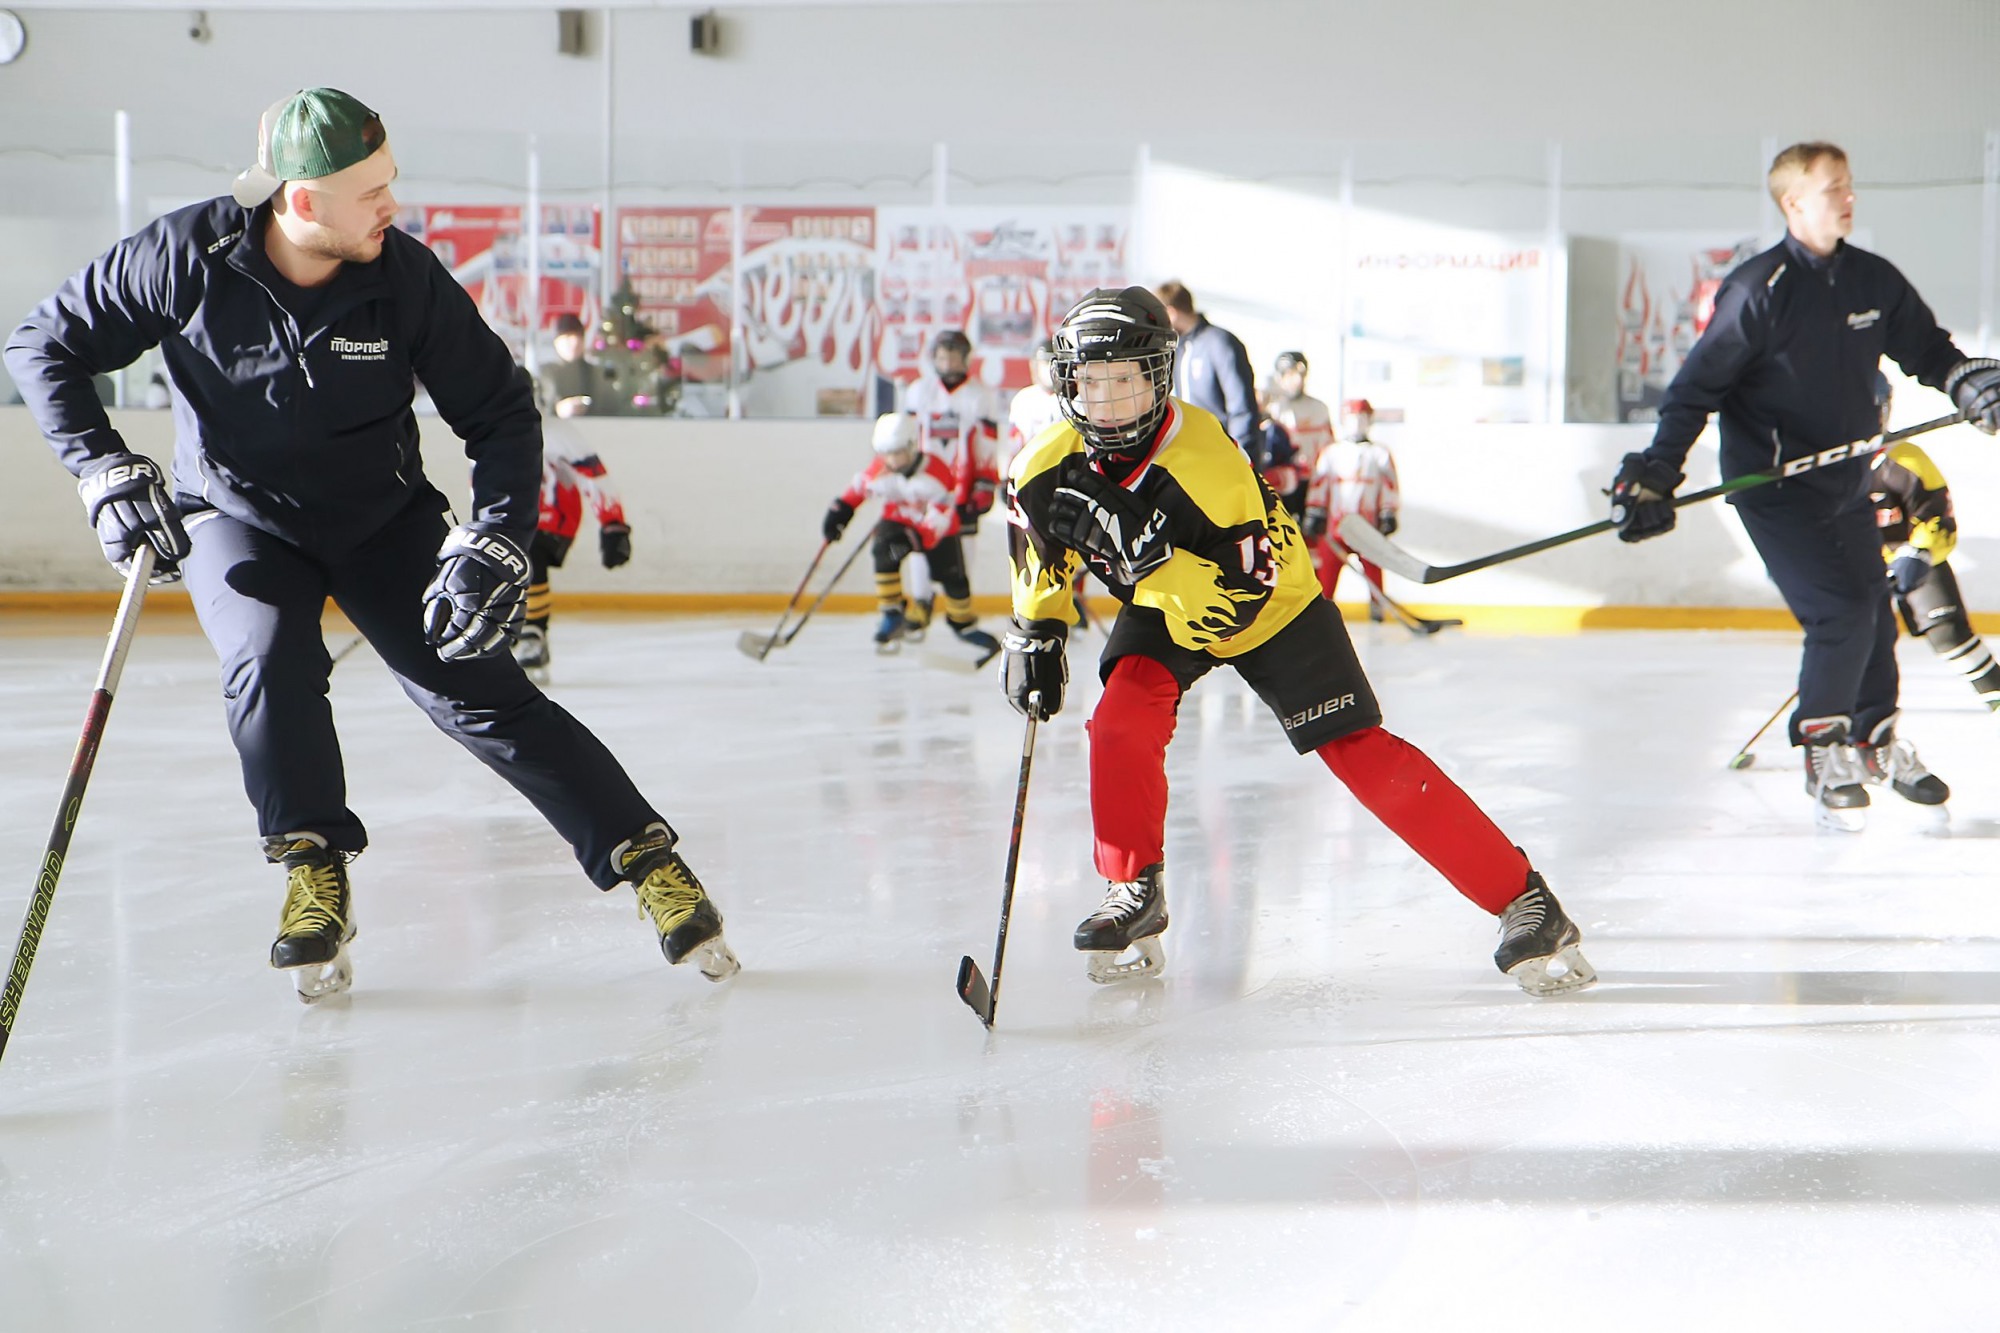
[823,497,855,543]
[1045,459,1173,584]
[599,521,632,569]
[1378,512,1399,537]
[421,523,530,662]
[1945,358,2000,434]
[77,452,190,584]
[1888,545,1934,597]
[1301,506,1328,543]
[1001,617,1068,720]
[956,502,981,535]
[1608,452,1683,544]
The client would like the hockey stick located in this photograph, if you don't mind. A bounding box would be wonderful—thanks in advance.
[736,538,832,661]
[956,692,1040,1029]
[0,548,154,1067]
[1727,689,1800,770]
[330,634,365,667]
[1338,412,1966,586]
[1340,552,1463,635]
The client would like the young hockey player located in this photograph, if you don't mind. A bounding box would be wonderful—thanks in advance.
[1303,398,1400,617]
[1609,141,2000,831]
[1000,287,1594,996]
[4,88,739,1002]
[1005,339,1063,475]
[902,329,1002,635]
[823,413,1003,663]
[514,411,633,684]
[1870,376,2000,717]
[1264,350,1333,517]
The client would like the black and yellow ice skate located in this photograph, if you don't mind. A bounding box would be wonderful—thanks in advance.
[1494,870,1596,996]
[266,834,356,1004]
[614,823,740,982]
[1075,864,1168,984]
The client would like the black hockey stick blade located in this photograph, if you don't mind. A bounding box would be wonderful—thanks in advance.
[955,954,994,1027]
[1338,412,1968,586]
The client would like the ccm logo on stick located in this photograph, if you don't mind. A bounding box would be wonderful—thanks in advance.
[1782,438,1885,476]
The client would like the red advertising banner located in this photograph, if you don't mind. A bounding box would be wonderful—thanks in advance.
[397,204,601,357]
[612,207,736,381]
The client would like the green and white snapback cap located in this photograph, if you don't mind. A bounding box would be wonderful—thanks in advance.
[232,87,386,207]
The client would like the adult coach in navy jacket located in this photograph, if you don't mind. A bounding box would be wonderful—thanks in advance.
[1607,140,2000,832]
[4,88,739,1000]
[1154,280,1263,465]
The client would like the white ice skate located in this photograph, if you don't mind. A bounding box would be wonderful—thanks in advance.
[1076,866,1168,984]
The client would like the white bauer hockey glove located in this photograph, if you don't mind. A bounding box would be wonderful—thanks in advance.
[421,523,530,662]
[77,452,190,584]
[1045,460,1173,584]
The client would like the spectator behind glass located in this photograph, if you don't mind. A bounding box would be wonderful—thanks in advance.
[540,313,598,419]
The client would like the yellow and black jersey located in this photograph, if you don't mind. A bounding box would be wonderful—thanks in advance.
[1006,400,1321,656]
[1870,441,1955,562]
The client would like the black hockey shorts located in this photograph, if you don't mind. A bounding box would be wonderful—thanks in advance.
[1099,595,1382,753]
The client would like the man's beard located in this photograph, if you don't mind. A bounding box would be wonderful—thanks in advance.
[300,226,384,265]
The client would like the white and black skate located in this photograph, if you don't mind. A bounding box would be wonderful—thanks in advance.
[1856,712,1949,807]
[1494,871,1596,996]
[1075,864,1168,984]
[267,834,357,1004]
[513,624,551,685]
[1801,717,1869,833]
[615,824,741,982]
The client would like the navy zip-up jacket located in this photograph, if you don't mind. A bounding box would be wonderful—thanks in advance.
[4,195,540,556]
[1641,232,1964,507]
[1171,315,1263,466]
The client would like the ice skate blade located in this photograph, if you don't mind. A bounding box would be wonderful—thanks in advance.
[875,639,902,656]
[286,946,353,1005]
[685,935,741,982]
[1506,943,1596,996]
[1814,804,1867,833]
[1084,936,1165,985]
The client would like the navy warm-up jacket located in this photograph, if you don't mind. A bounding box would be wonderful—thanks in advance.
[1172,315,1263,465]
[3,196,541,556]
[1640,232,1965,505]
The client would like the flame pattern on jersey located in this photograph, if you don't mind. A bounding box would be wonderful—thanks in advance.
[1871,441,1955,562]
[1006,401,1321,655]
[905,373,1001,513]
[840,451,962,549]
[537,418,626,542]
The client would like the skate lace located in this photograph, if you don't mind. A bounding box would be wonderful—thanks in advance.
[1882,737,1929,781]
[279,860,347,938]
[1498,890,1547,942]
[1088,880,1149,925]
[635,859,702,934]
[1810,742,1866,800]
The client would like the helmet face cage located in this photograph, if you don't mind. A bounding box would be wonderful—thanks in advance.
[1050,288,1178,456]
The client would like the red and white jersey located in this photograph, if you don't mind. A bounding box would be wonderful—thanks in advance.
[1308,437,1399,529]
[838,452,962,549]
[1269,391,1335,473]
[537,416,626,542]
[1005,385,1063,475]
[904,373,1001,514]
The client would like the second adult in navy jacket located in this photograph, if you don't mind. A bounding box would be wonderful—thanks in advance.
[1639,232,1965,507]
[1171,314,1263,466]
[4,194,541,557]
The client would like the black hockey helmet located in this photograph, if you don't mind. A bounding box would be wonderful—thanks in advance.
[1050,286,1178,457]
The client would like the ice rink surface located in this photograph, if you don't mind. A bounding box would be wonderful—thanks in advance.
[4,609,2000,1331]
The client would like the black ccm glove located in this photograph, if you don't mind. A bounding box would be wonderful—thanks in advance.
[77,453,190,584]
[822,498,855,543]
[1608,452,1683,544]
[599,521,632,569]
[421,523,530,662]
[1045,460,1173,584]
[1945,358,2000,434]
[1001,618,1067,721]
